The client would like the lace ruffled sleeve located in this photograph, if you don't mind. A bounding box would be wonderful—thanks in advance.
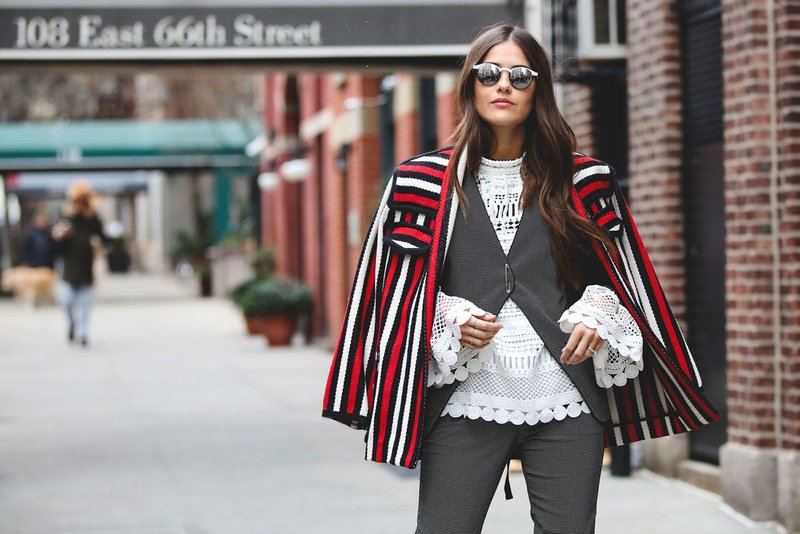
[428,291,494,388]
[557,284,644,388]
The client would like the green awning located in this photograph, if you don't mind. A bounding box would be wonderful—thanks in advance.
[0,119,261,171]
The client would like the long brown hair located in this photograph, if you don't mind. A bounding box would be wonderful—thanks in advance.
[449,23,617,292]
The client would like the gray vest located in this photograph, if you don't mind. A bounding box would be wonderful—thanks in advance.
[424,170,611,437]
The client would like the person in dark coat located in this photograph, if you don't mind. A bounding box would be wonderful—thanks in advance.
[22,212,56,269]
[52,181,105,347]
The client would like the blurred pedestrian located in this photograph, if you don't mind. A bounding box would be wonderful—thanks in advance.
[1,210,58,307]
[22,211,55,269]
[52,181,105,347]
[323,23,720,534]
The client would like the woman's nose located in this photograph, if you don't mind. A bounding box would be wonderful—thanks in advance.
[496,71,512,92]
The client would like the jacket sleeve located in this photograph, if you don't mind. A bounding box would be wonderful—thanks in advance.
[321,176,394,429]
[595,164,705,388]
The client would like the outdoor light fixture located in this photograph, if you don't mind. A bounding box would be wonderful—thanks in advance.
[279,158,311,182]
[257,171,279,191]
[343,96,386,110]
[245,134,267,158]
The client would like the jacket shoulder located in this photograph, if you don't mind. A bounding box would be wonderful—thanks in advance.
[388,147,454,216]
[571,153,623,237]
[397,146,454,169]
[571,152,616,202]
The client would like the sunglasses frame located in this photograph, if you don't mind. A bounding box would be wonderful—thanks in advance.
[472,63,539,90]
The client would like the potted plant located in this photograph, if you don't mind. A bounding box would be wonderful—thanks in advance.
[239,278,313,346]
[229,277,262,335]
[172,230,214,297]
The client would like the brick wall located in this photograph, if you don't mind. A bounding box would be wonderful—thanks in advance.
[722,0,777,449]
[298,74,325,338]
[317,74,383,340]
[561,83,595,156]
[775,0,800,451]
[723,0,800,450]
[626,0,688,327]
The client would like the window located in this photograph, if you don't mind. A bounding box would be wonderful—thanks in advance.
[577,0,627,60]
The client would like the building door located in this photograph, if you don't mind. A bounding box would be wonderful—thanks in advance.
[677,0,727,464]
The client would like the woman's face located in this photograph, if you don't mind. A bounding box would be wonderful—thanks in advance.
[473,40,535,133]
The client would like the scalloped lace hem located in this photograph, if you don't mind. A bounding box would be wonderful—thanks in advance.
[441,400,591,425]
[557,284,645,389]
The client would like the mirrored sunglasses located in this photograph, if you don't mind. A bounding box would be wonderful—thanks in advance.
[472,63,538,90]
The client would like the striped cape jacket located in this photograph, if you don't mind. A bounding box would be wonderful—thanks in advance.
[322,146,720,469]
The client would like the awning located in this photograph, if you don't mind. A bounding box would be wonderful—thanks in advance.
[4,170,153,197]
[0,119,261,172]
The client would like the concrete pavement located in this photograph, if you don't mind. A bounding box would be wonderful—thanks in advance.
[0,274,781,533]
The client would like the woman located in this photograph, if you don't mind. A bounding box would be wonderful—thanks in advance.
[322,24,719,534]
[52,181,106,347]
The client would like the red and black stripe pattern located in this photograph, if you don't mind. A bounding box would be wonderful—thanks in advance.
[570,155,720,445]
[322,148,720,469]
[322,148,452,468]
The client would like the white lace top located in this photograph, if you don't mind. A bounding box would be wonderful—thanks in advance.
[428,155,645,426]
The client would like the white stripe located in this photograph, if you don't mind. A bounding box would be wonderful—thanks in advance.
[390,281,426,465]
[602,239,638,310]
[633,378,651,440]
[598,198,622,232]
[613,425,624,445]
[367,253,411,457]
[334,180,393,412]
[443,148,468,260]
[606,390,622,443]
[334,202,387,411]
[656,357,708,425]
[572,164,611,185]
[675,317,703,387]
[653,376,675,435]
[412,155,450,168]
[395,175,442,194]
[392,240,417,250]
[613,193,665,346]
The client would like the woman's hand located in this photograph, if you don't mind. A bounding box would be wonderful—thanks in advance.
[459,313,503,350]
[51,221,72,240]
[561,322,604,365]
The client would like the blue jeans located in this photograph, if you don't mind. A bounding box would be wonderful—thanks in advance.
[60,283,94,342]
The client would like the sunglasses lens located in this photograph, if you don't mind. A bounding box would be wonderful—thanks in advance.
[510,68,534,89]
[475,64,500,86]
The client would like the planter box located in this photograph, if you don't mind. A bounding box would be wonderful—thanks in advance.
[247,314,297,346]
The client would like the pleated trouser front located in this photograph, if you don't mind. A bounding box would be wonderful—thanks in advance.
[415,411,606,534]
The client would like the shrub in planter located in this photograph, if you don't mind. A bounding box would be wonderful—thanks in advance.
[239,279,312,346]
[229,277,262,335]
[250,246,276,279]
[172,230,214,297]
[229,277,260,306]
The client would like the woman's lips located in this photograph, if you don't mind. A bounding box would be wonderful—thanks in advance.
[491,99,513,107]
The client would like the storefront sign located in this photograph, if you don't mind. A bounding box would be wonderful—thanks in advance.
[0,4,522,61]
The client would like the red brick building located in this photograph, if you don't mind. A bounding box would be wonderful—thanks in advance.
[561,0,798,529]
[256,1,798,530]
[258,71,455,343]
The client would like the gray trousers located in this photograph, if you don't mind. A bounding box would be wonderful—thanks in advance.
[415,411,606,534]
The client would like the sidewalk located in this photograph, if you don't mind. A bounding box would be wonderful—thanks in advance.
[0,274,781,533]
